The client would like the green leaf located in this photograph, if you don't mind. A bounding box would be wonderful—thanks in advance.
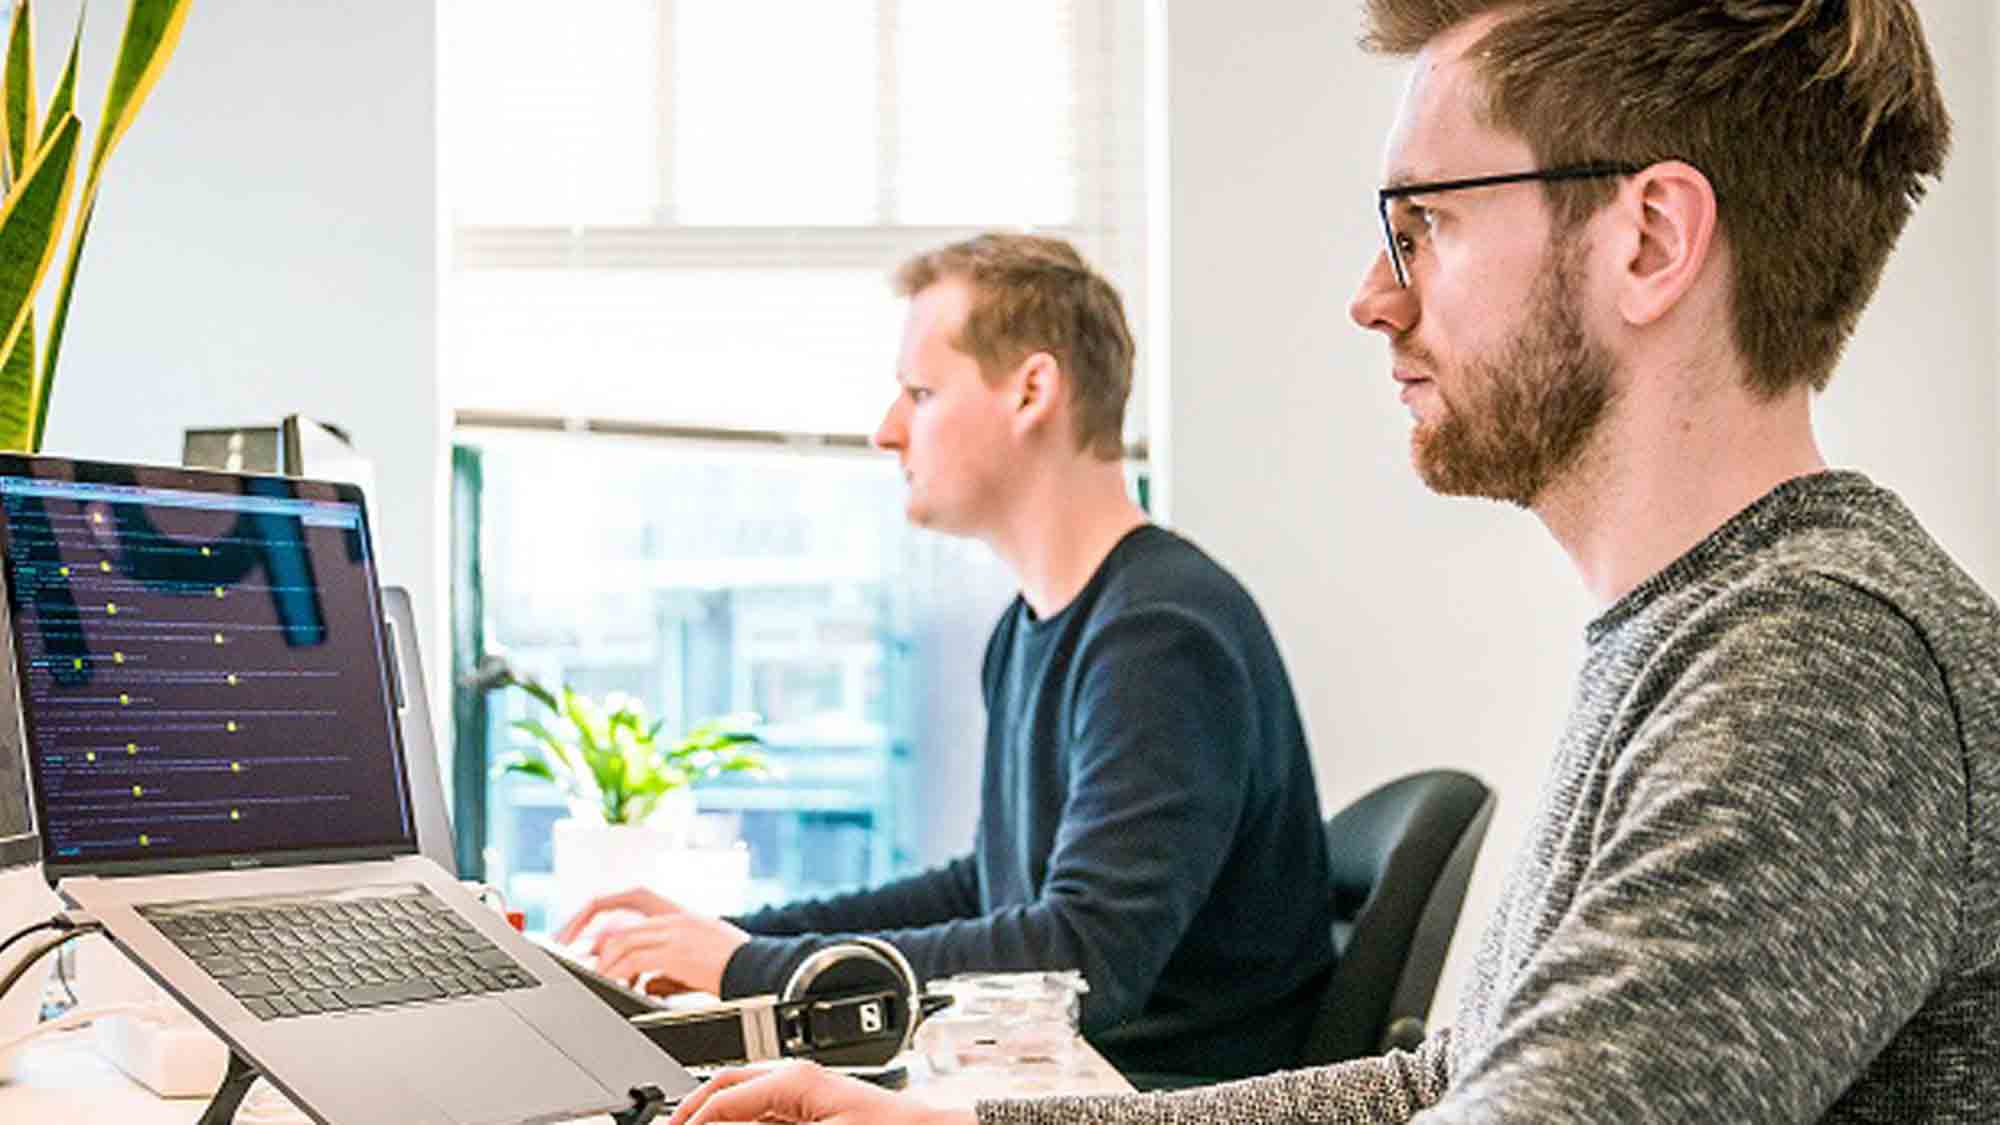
[35,0,191,451]
[607,707,645,745]
[505,685,772,822]
[623,793,658,826]
[561,685,626,819]
[29,194,81,450]
[494,753,555,783]
[40,12,80,157]
[510,717,586,790]
[516,676,561,715]
[0,311,33,449]
[86,0,190,187]
[0,17,78,448]
[508,716,565,754]
[3,0,35,184]
[562,687,604,755]
[0,113,78,451]
[716,751,769,774]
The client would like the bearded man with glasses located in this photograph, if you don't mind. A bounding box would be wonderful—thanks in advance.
[666,2,1999,1122]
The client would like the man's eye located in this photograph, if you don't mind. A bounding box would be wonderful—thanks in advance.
[1392,204,1434,256]
[907,387,930,403]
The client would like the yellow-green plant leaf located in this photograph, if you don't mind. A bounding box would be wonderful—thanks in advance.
[511,716,585,784]
[29,195,83,449]
[0,113,79,451]
[87,0,189,187]
[2,0,34,185]
[35,0,191,451]
[517,676,561,715]
[39,10,79,156]
[0,311,33,447]
[495,752,555,784]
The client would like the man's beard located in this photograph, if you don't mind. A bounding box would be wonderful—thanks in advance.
[1410,250,1617,508]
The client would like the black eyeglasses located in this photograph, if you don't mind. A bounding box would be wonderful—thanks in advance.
[1376,162,1643,288]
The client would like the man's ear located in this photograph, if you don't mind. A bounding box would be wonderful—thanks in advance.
[1011,351,1063,438]
[1613,160,1719,327]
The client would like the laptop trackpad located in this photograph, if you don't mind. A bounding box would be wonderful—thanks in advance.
[342,1000,616,1124]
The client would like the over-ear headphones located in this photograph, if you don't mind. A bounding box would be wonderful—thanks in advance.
[630,937,947,1068]
[779,936,921,1065]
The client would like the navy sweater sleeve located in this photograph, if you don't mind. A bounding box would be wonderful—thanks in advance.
[721,607,1254,1033]
[725,856,982,937]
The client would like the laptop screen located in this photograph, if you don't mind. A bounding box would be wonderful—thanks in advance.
[0,456,416,877]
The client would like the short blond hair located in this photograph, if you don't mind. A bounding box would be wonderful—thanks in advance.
[893,233,1134,459]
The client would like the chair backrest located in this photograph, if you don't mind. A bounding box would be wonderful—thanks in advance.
[1299,769,1495,1065]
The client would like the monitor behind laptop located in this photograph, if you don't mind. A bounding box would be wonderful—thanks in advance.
[382,585,457,876]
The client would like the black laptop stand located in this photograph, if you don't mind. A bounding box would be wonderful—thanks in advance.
[196,1050,260,1125]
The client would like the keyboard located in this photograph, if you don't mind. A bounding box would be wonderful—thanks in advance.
[139,883,537,1021]
[537,938,671,1017]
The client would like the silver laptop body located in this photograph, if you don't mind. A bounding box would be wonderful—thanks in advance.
[0,455,695,1125]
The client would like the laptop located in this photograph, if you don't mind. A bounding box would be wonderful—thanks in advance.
[0,454,697,1125]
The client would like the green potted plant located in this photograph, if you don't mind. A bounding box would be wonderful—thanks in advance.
[0,0,192,451]
[498,678,768,827]
[495,677,770,919]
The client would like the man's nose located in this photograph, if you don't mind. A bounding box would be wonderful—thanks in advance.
[1350,250,1418,338]
[872,400,905,451]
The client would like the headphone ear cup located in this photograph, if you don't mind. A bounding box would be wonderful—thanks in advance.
[845,936,920,999]
[779,939,921,1066]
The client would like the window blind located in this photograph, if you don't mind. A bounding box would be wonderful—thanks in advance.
[439,0,1152,442]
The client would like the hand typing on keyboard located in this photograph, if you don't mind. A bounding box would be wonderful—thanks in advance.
[553,887,750,997]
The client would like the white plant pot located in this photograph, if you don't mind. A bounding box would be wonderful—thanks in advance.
[549,795,751,928]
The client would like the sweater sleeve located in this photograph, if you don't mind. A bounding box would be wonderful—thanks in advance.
[977,1030,1454,1125]
[726,856,982,937]
[723,607,1256,1031]
[1412,577,1966,1123]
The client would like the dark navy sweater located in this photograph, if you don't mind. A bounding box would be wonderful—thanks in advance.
[721,525,1335,1079]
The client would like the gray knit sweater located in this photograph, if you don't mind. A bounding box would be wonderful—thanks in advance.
[979,472,2000,1123]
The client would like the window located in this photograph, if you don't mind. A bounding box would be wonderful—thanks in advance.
[440,1,1151,931]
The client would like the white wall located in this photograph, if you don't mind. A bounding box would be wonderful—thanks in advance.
[1162,0,1999,1017]
[30,0,442,667]
[1818,2,1998,591]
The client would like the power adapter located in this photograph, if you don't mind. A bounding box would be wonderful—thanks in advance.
[92,1009,229,1098]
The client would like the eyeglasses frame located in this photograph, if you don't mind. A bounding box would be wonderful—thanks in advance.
[1376,162,1644,288]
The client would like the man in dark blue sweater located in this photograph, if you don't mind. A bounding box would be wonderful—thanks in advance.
[558,233,1334,1081]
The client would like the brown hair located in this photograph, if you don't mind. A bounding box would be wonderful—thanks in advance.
[892,233,1134,459]
[1363,0,1951,396]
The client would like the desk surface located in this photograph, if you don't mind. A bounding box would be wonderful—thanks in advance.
[3,1027,1134,1123]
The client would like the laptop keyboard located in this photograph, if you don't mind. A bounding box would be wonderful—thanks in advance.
[139,884,538,1021]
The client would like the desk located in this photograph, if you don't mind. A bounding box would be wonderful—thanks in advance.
[2,1028,1134,1122]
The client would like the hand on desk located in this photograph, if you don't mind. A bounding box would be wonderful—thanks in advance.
[554,888,749,997]
[669,1061,974,1125]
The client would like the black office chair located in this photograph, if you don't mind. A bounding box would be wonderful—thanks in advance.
[1298,769,1495,1066]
